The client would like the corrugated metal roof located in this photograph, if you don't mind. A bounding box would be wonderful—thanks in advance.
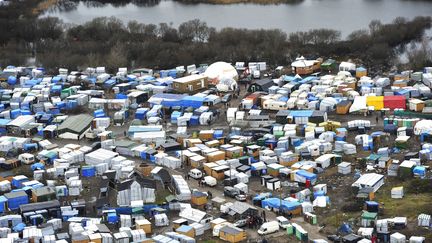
[58,114,93,134]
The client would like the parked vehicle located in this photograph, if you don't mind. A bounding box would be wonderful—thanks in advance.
[188,169,203,179]
[253,70,261,79]
[223,186,240,198]
[202,176,217,187]
[222,93,232,103]
[235,194,247,202]
[276,216,290,229]
[258,221,279,235]
[233,219,247,228]
[18,153,35,164]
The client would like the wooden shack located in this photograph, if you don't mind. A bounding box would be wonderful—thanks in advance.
[172,74,208,93]
[136,219,152,234]
[336,100,352,115]
[191,191,208,206]
[176,225,195,238]
[219,225,246,243]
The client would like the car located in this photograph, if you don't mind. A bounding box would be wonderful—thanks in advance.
[327,235,341,242]
[221,93,232,103]
[235,194,247,202]
[188,169,203,179]
[276,216,290,229]
[223,186,239,198]
[233,219,247,228]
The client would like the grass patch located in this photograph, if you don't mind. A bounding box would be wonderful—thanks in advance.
[324,212,357,228]
[375,192,432,219]
[155,190,172,205]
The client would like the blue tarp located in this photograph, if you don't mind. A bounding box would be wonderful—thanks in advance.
[31,163,45,171]
[52,76,63,83]
[261,198,301,211]
[153,93,186,107]
[282,75,301,82]
[181,96,205,108]
[301,76,318,84]
[13,223,26,232]
[115,94,128,99]
[413,166,426,177]
[7,76,17,85]
[0,118,10,126]
[296,170,317,180]
[51,85,62,93]
[289,110,313,117]
[0,196,7,213]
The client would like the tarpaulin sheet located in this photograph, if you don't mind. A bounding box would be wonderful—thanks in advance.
[261,197,301,211]
[289,110,313,117]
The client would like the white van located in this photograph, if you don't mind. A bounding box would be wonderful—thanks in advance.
[276,216,290,229]
[258,221,279,235]
[202,176,217,187]
[188,169,203,179]
[18,153,35,164]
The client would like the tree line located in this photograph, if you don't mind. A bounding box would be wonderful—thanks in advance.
[0,0,431,73]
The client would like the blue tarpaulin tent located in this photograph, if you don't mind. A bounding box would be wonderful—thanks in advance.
[289,110,313,117]
[413,166,426,178]
[0,196,7,213]
[261,198,301,211]
[181,96,205,108]
[31,163,45,171]
[13,223,26,232]
[7,76,17,85]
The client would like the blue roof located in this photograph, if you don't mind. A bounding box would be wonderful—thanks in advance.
[52,76,62,82]
[0,196,7,203]
[289,110,313,117]
[0,119,10,126]
[296,170,317,180]
[262,198,301,211]
[183,96,205,102]
[282,75,301,82]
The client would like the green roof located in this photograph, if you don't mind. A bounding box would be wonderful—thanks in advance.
[361,211,378,219]
[58,114,93,134]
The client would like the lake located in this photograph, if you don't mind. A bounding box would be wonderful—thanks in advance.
[43,0,432,37]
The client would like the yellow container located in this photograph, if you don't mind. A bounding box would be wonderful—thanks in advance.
[366,96,384,110]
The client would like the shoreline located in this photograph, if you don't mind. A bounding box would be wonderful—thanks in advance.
[174,0,303,4]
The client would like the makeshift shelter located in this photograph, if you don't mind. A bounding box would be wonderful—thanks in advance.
[57,114,93,140]
[352,173,384,193]
[219,225,246,243]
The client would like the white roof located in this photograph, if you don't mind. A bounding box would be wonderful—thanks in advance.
[179,208,207,223]
[291,57,318,68]
[174,74,207,83]
[8,115,35,127]
[352,173,384,188]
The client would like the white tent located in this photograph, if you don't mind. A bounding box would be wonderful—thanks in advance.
[414,120,432,135]
[349,96,367,113]
[205,62,238,83]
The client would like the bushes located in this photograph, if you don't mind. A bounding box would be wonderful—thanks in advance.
[406,178,432,194]
[0,0,431,72]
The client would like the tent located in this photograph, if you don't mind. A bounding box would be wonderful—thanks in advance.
[31,163,45,171]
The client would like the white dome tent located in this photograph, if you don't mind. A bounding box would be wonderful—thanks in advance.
[204,62,239,89]
[216,77,238,92]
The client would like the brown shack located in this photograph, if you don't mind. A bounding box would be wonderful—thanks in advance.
[172,74,208,93]
[336,100,352,115]
[219,225,247,243]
